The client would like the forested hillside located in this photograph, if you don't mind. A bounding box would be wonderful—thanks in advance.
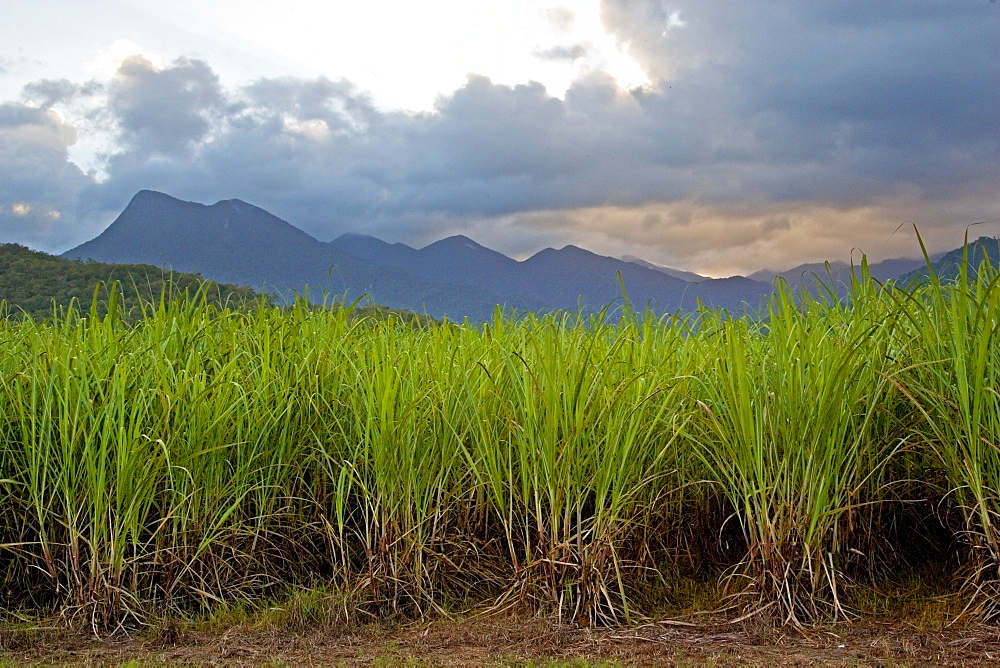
[0,243,264,320]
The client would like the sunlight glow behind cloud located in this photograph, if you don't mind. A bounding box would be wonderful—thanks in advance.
[138,0,651,110]
[84,39,156,79]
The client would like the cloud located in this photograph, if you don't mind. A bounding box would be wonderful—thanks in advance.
[21,79,82,108]
[0,102,97,250]
[108,55,223,156]
[491,192,990,277]
[0,104,80,192]
[599,0,1000,192]
[534,44,589,61]
[1,1,997,272]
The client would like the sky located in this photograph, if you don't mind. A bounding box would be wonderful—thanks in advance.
[0,0,997,276]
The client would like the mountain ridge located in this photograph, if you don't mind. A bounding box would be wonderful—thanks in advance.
[61,190,987,321]
[329,230,772,314]
[897,236,1000,284]
[66,191,518,320]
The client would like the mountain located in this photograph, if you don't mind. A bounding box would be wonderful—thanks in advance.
[64,190,972,322]
[330,233,419,270]
[751,261,848,285]
[619,255,708,283]
[330,236,774,314]
[897,236,1000,285]
[64,191,516,320]
[0,242,261,320]
[331,233,526,301]
[513,245,767,313]
[750,256,932,286]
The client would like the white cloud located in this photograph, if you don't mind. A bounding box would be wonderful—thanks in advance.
[107,0,649,110]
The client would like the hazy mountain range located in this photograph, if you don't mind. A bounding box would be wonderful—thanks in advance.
[62,190,983,320]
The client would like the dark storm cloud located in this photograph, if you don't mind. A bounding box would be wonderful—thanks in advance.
[108,55,223,155]
[1,0,996,264]
[91,70,402,231]
[242,77,381,131]
[0,104,82,194]
[95,70,636,230]
[22,79,84,107]
[600,0,999,200]
[0,102,95,249]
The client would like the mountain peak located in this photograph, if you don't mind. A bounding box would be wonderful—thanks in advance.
[124,189,186,210]
[424,234,490,252]
[216,197,254,210]
[526,245,602,262]
[620,255,709,283]
[555,245,605,260]
[63,190,319,272]
[128,189,151,199]
[131,189,174,202]
[334,232,381,242]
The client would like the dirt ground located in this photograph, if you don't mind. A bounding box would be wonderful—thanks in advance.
[4,612,1000,667]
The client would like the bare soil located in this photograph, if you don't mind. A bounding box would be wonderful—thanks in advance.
[4,612,1000,666]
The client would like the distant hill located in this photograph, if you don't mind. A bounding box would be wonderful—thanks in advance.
[330,233,531,306]
[897,236,1000,285]
[619,255,708,283]
[750,257,932,286]
[515,245,769,313]
[329,234,774,314]
[0,243,262,321]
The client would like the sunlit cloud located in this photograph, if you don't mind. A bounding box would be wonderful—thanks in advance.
[471,191,1000,278]
[283,117,330,142]
[84,39,160,80]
